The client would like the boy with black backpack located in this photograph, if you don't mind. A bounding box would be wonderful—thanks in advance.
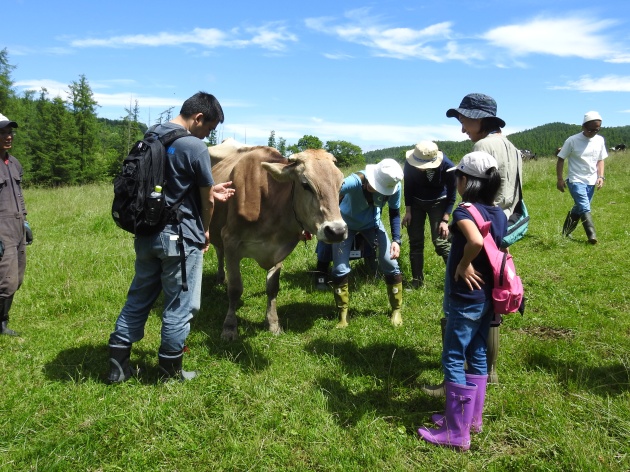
[106,92,234,383]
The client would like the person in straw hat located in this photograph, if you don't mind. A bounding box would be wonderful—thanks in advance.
[402,140,456,289]
[330,159,405,328]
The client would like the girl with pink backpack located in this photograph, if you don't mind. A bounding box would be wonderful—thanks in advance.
[417,151,507,451]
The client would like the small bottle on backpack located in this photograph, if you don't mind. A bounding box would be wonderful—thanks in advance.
[145,185,164,226]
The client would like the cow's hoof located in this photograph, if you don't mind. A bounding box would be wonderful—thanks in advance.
[221,329,238,341]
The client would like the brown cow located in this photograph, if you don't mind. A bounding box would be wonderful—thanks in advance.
[208,142,348,340]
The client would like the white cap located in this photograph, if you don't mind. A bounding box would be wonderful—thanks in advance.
[364,159,403,195]
[583,111,602,124]
[447,151,498,179]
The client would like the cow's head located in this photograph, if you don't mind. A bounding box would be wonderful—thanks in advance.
[262,149,347,243]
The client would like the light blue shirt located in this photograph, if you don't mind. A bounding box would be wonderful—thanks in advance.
[339,172,401,232]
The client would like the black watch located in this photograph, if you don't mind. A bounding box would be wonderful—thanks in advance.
[393,239,402,245]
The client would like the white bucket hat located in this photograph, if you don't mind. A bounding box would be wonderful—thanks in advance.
[583,111,602,124]
[364,158,403,195]
[447,151,498,179]
[405,141,443,169]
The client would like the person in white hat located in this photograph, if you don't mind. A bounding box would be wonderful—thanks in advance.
[402,141,456,289]
[556,111,608,244]
[330,158,405,328]
[0,113,28,336]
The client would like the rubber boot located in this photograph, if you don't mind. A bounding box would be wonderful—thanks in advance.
[418,381,477,451]
[409,254,424,289]
[581,212,597,244]
[487,326,499,384]
[431,373,488,433]
[158,349,197,381]
[562,211,580,237]
[332,281,350,328]
[107,341,135,384]
[0,296,19,336]
[387,281,403,327]
[421,317,447,397]
[313,260,330,291]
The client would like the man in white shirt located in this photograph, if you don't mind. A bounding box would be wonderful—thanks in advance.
[556,111,608,244]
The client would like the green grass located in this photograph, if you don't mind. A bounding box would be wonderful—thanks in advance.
[1,155,629,471]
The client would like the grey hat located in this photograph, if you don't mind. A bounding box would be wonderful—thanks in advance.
[446,93,505,128]
[0,113,18,129]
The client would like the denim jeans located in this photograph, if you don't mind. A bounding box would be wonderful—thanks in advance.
[568,182,595,215]
[406,199,450,259]
[110,228,203,353]
[442,296,493,385]
[331,221,401,280]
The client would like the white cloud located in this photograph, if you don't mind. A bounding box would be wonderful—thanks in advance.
[551,75,630,92]
[69,24,297,52]
[482,15,620,60]
[306,9,457,62]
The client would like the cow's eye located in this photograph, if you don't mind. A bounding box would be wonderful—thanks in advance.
[301,182,314,193]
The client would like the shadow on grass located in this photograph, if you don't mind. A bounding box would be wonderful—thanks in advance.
[42,343,167,384]
[304,339,444,427]
[524,351,630,396]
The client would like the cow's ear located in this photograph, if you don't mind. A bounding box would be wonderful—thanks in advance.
[262,162,293,182]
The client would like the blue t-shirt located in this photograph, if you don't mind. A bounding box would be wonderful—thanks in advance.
[150,122,214,245]
[447,203,507,303]
[339,172,401,233]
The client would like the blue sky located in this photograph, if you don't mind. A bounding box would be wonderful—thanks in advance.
[4,0,630,151]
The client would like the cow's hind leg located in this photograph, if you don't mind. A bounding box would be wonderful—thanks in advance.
[266,263,283,335]
[221,251,244,341]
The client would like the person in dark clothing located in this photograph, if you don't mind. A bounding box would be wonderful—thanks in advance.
[402,141,456,288]
[0,113,28,337]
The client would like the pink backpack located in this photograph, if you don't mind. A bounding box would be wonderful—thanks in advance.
[462,203,524,315]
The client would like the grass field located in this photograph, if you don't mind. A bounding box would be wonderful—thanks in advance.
[1,154,629,471]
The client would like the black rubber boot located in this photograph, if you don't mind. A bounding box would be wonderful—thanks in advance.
[158,349,197,381]
[421,317,447,397]
[581,212,597,244]
[562,211,580,237]
[409,254,424,289]
[107,341,135,384]
[0,296,19,336]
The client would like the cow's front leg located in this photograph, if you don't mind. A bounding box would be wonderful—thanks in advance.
[221,251,243,341]
[265,263,283,335]
[215,245,226,285]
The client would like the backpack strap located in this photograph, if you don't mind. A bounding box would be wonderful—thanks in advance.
[460,203,491,239]
[155,127,191,292]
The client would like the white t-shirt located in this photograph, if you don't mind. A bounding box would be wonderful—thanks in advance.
[558,133,608,185]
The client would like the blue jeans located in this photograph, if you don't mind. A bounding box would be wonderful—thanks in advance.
[110,228,203,353]
[568,182,595,215]
[331,221,401,280]
[442,296,493,385]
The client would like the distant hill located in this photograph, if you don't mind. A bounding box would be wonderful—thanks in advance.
[364,122,630,164]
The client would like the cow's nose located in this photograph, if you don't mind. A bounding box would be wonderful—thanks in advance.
[323,223,347,243]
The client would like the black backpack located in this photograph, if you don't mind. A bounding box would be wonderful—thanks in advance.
[112,128,189,236]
